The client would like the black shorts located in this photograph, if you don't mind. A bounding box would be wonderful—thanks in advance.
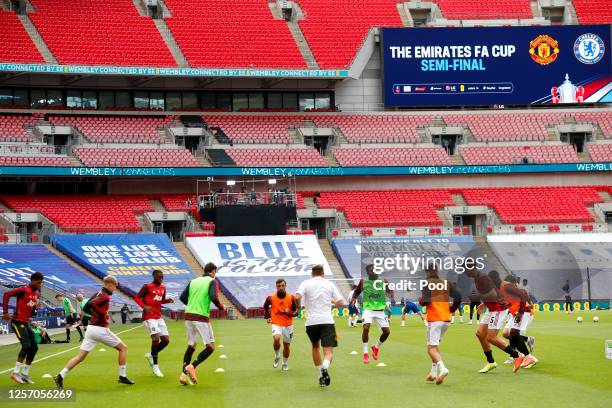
[306,324,338,348]
[11,320,35,348]
[81,316,90,327]
[66,315,78,325]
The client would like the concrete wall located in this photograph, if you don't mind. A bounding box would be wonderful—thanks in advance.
[105,172,610,194]
[334,45,384,112]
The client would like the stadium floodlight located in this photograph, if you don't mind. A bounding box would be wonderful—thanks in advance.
[226,180,236,186]
[268,179,277,185]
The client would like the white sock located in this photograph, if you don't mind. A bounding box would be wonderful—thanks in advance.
[21,365,30,376]
[375,339,382,349]
[430,363,437,376]
[437,361,447,372]
[322,359,330,370]
[274,349,280,358]
[315,365,322,377]
[119,365,127,377]
[153,364,159,370]
[59,367,69,378]
[282,357,288,364]
[362,342,368,353]
[401,320,405,326]
[13,362,22,374]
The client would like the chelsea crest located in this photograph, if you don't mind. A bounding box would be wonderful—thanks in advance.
[574,33,605,64]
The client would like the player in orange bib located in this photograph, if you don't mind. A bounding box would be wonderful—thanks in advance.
[420,264,462,385]
[500,275,538,368]
[263,278,298,371]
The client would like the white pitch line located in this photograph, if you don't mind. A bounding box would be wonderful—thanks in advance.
[0,325,141,375]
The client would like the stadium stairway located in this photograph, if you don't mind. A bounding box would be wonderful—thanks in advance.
[149,198,167,212]
[67,156,83,167]
[302,197,317,210]
[173,241,245,319]
[435,209,452,226]
[152,16,189,67]
[206,149,236,166]
[134,215,151,232]
[473,237,508,275]
[280,2,320,69]
[396,2,412,26]
[318,238,353,297]
[597,189,611,202]
[323,154,340,167]
[451,193,467,206]
[16,11,57,64]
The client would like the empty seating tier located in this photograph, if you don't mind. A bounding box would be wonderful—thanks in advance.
[431,0,532,20]
[297,0,403,68]
[203,111,612,146]
[316,189,454,227]
[0,195,153,232]
[0,115,35,142]
[460,144,579,165]
[333,146,452,166]
[445,112,568,142]
[49,115,174,144]
[204,115,297,144]
[327,115,429,143]
[164,0,305,68]
[572,0,612,24]
[29,0,176,67]
[159,194,197,213]
[74,147,200,167]
[0,155,72,166]
[225,148,328,167]
[0,9,44,63]
[573,111,612,138]
[462,186,602,224]
[587,144,612,162]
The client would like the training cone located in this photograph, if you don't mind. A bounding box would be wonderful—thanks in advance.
[99,348,106,352]
[377,363,387,367]
[218,345,225,348]
[215,368,225,373]
[219,354,227,359]
[42,373,52,378]
[350,351,358,355]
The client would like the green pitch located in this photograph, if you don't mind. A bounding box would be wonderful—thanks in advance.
[0,311,610,408]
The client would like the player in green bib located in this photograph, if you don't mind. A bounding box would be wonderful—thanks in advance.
[178,262,225,385]
[350,264,393,364]
[55,294,83,342]
[76,294,91,329]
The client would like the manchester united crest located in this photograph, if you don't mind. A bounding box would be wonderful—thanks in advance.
[529,35,559,65]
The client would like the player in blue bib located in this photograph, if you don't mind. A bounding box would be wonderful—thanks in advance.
[401,300,427,327]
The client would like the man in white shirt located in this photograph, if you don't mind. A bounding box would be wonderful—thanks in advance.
[295,264,345,387]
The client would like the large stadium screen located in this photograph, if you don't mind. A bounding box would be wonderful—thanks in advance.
[382,25,612,107]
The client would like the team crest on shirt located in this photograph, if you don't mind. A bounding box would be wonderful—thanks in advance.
[529,35,559,65]
[574,33,605,64]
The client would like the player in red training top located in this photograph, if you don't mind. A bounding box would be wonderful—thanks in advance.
[465,267,522,374]
[54,276,135,389]
[134,269,174,377]
[2,272,44,385]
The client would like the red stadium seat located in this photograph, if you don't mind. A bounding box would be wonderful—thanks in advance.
[0,9,44,63]
[164,0,305,68]
[0,195,154,232]
[29,0,176,67]
[74,147,200,167]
